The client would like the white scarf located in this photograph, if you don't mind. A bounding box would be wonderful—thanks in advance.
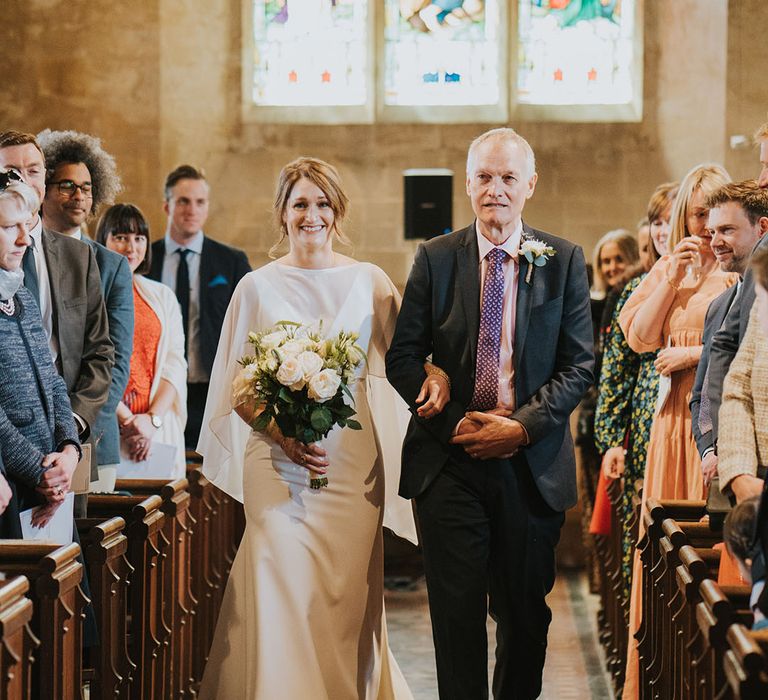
[0,267,24,301]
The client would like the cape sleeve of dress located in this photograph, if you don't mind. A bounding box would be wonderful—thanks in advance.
[197,272,259,502]
[366,265,418,545]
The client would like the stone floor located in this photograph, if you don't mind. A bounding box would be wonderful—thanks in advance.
[385,570,612,700]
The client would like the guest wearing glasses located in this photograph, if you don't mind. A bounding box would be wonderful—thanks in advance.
[36,129,133,491]
[0,131,113,469]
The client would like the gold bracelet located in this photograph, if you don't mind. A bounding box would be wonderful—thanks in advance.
[425,365,451,387]
[665,275,681,291]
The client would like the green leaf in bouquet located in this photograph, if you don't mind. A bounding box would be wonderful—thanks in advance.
[335,403,356,419]
[310,407,333,433]
[345,419,362,431]
[251,411,272,432]
[302,427,319,444]
[278,388,295,404]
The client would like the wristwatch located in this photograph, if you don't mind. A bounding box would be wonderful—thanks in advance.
[149,413,163,429]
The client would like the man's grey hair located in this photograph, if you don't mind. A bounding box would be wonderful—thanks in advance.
[36,129,121,214]
[466,127,536,179]
[0,177,40,218]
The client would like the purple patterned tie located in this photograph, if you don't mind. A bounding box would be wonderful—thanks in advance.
[470,247,507,410]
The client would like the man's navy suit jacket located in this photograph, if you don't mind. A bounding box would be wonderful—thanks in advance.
[386,223,594,512]
[149,236,251,378]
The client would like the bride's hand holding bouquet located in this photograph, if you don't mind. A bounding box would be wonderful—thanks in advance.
[233,321,366,489]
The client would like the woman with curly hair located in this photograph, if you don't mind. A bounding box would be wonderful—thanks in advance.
[36,128,132,491]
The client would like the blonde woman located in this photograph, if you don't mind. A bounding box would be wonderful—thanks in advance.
[619,164,738,698]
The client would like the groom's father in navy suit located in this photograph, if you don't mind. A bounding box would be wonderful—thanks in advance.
[387,128,594,699]
[150,165,251,447]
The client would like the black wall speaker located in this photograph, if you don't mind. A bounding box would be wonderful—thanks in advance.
[403,169,453,240]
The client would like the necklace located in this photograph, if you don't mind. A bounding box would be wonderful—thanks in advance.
[0,297,15,316]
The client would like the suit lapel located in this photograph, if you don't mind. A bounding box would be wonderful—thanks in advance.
[150,240,165,281]
[514,224,537,370]
[199,236,212,326]
[41,229,61,330]
[457,226,480,368]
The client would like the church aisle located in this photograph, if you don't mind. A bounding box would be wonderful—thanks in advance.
[386,571,612,699]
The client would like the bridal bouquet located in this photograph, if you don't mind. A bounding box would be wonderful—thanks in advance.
[234,321,366,489]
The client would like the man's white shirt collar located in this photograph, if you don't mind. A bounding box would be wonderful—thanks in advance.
[29,217,43,246]
[475,221,523,262]
[165,230,204,255]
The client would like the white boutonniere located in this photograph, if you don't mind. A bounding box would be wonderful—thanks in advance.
[519,238,556,284]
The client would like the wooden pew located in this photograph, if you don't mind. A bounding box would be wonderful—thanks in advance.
[637,498,710,699]
[88,492,166,700]
[723,626,768,699]
[0,542,86,700]
[595,477,643,695]
[594,474,626,692]
[0,575,38,700]
[696,578,753,698]
[115,478,195,699]
[673,543,719,700]
[76,516,134,699]
[186,466,219,688]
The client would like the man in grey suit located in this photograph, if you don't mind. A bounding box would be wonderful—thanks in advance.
[707,124,768,503]
[386,128,594,699]
[690,180,767,488]
[37,129,134,488]
[0,131,114,465]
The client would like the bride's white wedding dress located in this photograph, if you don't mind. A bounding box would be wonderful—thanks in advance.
[197,261,417,700]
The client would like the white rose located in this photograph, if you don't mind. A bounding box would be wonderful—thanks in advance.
[242,362,259,380]
[277,339,308,360]
[296,351,324,380]
[276,357,305,390]
[260,329,288,350]
[307,369,342,403]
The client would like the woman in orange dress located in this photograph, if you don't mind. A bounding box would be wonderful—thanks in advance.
[96,204,188,479]
[619,163,738,697]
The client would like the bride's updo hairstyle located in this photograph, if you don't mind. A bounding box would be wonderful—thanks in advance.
[269,156,352,258]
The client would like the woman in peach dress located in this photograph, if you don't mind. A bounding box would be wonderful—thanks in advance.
[619,163,738,697]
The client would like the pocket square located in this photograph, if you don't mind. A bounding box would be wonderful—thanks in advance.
[208,274,228,288]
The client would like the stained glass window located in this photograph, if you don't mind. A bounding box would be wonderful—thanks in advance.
[517,0,637,106]
[250,0,369,107]
[383,0,501,107]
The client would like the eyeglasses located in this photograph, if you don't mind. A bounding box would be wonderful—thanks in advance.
[0,169,23,191]
[48,180,93,197]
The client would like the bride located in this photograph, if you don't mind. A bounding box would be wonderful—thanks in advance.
[197,157,443,699]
